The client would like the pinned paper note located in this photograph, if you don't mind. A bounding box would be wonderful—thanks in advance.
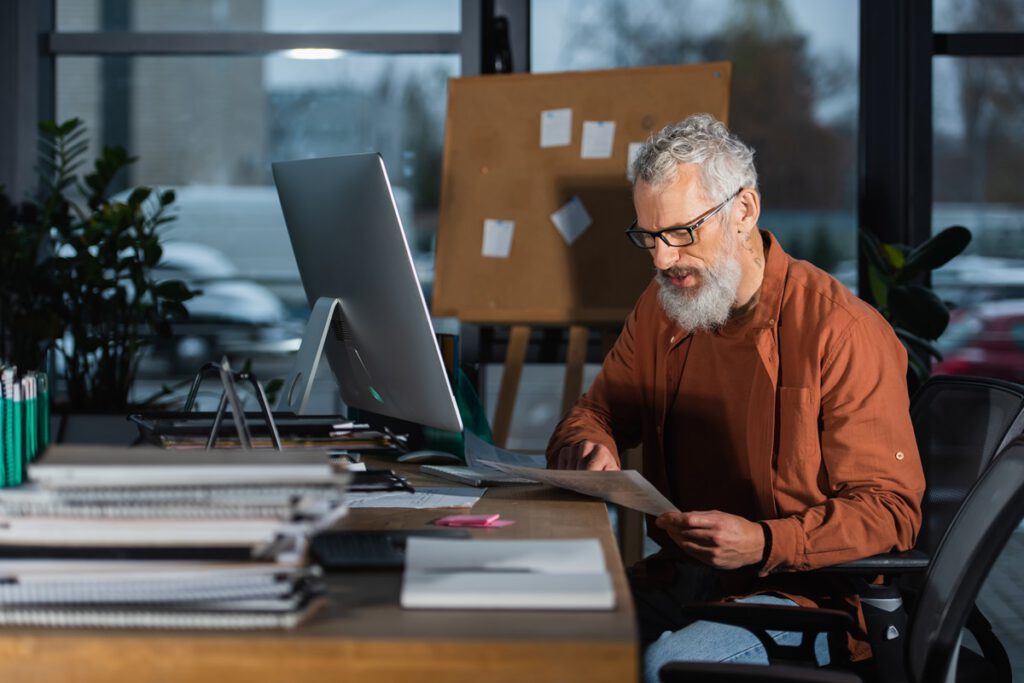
[550,196,592,246]
[581,120,616,159]
[540,108,572,148]
[627,142,645,180]
[482,219,515,258]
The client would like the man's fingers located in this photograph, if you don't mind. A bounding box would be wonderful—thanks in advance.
[557,447,574,470]
[578,445,619,471]
[555,442,592,470]
[554,442,619,471]
[592,453,621,471]
[583,449,619,471]
[576,452,593,470]
[657,511,719,530]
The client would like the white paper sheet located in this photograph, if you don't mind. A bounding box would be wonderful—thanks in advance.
[481,219,515,258]
[540,108,573,148]
[480,463,679,517]
[581,120,616,159]
[626,142,645,180]
[549,196,593,246]
[344,487,484,509]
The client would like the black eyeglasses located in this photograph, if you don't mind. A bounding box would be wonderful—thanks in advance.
[624,189,741,249]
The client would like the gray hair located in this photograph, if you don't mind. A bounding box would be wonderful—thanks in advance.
[631,113,758,203]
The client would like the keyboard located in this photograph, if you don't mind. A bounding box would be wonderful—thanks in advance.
[310,529,470,570]
[418,465,538,488]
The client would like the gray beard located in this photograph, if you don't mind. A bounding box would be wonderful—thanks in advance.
[656,254,742,333]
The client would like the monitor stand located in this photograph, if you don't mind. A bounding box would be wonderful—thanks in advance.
[278,296,347,414]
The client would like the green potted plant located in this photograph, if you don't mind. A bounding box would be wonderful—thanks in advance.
[860,225,972,392]
[0,118,198,415]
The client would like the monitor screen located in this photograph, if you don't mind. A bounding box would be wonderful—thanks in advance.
[272,153,463,433]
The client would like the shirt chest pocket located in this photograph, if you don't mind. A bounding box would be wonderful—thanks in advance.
[775,386,821,477]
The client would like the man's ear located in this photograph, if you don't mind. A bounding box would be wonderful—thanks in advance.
[735,188,760,231]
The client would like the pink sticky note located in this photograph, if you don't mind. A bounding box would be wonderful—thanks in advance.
[434,514,509,528]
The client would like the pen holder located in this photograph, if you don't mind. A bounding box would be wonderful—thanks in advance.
[1,367,50,487]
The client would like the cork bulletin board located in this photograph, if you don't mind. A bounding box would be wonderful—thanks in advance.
[432,62,732,324]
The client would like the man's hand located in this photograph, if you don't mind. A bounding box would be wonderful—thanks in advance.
[554,441,620,471]
[655,510,765,570]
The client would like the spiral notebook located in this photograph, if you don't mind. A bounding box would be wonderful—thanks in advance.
[0,563,326,630]
[0,600,326,630]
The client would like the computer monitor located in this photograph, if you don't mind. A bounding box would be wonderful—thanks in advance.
[271,153,463,433]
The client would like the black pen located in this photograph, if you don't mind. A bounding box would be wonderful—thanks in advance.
[392,472,416,494]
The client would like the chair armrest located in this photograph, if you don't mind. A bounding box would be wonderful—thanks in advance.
[680,602,854,634]
[660,661,863,683]
[816,549,929,574]
[678,602,854,666]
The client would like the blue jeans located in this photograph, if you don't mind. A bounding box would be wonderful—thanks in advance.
[643,594,831,683]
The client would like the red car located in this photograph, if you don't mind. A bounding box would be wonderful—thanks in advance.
[933,299,1024,382]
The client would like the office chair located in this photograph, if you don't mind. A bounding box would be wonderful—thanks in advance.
[908,375,1024,551]
[658,433,1024,683]
[823,375,1024,675]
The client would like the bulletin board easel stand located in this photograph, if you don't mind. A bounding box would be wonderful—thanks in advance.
[488,320,645,566]
[490,322,617,449]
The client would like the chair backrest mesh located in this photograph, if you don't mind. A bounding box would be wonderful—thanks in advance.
[910,375,1024,551]
[908,439,1024,682]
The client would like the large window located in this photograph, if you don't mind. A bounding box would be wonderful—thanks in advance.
[533,0,860,283]
[52,1,464,410]
[930,1,1024,385]
[57,0,461,32]
[929,1,1024,677]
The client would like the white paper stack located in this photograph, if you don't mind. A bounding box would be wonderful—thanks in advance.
[400,537,615,610]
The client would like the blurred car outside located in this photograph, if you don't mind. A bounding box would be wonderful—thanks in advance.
[139,241,302,377]
[932,299,1024,382]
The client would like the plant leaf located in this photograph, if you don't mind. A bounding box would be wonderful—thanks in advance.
[866,264,889,312]
[858,229,891,275]
[889,285,950,340]
[895,328,943,361]
[880,243,907,270]
[154,279,197,302]
[902,225,973,278]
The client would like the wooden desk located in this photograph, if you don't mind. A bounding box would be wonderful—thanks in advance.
[0,465,638,683]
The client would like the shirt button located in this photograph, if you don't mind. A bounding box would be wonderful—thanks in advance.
[670,335,676,343]
[895,451,905,461]
[768,317,776,325]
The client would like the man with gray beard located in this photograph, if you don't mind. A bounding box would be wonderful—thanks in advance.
[546,114,925,680]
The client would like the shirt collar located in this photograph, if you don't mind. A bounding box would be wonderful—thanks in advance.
[749,229,789,330]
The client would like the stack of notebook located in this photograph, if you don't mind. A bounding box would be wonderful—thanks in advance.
[0,445,350,629]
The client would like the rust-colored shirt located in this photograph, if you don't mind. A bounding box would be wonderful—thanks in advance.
[547,232,925,659]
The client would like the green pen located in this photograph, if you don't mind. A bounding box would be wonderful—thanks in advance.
[38,372,50,450]
[26,377,36,463]
[11,381,23,485]
[0,371,6,486]
[2,370,13,486]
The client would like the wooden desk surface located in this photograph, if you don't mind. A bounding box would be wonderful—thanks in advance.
[0,462,638,683]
